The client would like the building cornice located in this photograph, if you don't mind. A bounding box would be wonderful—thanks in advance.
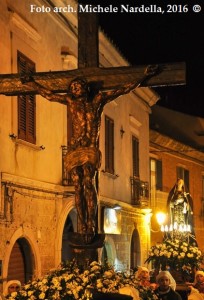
[150,129,204,164]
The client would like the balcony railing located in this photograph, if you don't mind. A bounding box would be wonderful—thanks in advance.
[62,147,149,207]
[130,177,149,206]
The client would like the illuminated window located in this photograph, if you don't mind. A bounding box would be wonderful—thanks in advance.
[150,158,163,191]
[176,166,189,190]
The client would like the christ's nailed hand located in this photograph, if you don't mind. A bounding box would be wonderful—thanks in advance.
[20,75,34,84]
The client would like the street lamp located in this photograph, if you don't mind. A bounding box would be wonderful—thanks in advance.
[155,212,166,226]
[150,211,166,233]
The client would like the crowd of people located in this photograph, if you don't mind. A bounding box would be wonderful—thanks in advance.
[1,269,204,300]
[135,267,181,300]
[119,267,204,300]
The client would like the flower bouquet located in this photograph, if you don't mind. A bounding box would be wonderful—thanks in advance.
[145,238,204,281]
[6,260,158,300]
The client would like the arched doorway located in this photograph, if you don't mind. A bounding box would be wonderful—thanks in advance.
[130,229,141,270]
[7,238,34,284]
[101,237,116,266]
[61,208,77,262]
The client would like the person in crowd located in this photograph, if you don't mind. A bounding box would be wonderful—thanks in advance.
[154,271,181,300]
[135,266,151,287]
[193,271,204,294]
[187,270,204,300]
[3,280,21,298]
[135,266,157,289]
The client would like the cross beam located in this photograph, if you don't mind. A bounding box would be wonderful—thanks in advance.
[0,63,185,96]
[0,9,185,96]
[0,7,187,246]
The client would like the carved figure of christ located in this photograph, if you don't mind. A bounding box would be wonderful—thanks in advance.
[0,9,186,242]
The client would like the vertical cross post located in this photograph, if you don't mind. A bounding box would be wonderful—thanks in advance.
[78,10,99,68]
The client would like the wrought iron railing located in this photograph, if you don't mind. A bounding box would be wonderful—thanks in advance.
[130,177,149,206]
[62,147,149,207]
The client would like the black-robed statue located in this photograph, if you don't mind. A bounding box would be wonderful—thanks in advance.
[167,178,196,241]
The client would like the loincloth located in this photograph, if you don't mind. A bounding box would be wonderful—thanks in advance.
[64,147,102,172]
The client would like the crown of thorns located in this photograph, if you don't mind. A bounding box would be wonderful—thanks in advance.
[69,77,89,89]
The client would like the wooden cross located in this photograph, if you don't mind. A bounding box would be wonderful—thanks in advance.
[0,8,186,248]
[0,10,185,95]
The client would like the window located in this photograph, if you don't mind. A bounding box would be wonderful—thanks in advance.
[150,158,163,191]
[67,105,73,147]
[176,166,189,190]
[131,136,140,205]
[132,135,139,178]
[17,51,36,144]
[105,116,114,174]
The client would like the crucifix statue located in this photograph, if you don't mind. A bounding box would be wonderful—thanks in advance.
[0,9,186,245]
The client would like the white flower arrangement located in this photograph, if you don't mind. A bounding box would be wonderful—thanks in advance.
[145,239,204,277]
[6,260,157,300]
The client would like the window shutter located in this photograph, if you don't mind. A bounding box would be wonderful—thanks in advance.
[17,52,36,144]
[67,105,72,146]
[105,116,114,174]
[177,166,183,179]
[132,136,139,178]
[156,160,163,190]
[176,166,189,190]
[184,169,189,191]
[27,94,36,143]
[18,95,26,140]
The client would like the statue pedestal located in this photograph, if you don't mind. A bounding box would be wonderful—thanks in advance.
[92,291,133,300]
[67,232,105,265]
[176,284,191,300]
[170,269,185,284]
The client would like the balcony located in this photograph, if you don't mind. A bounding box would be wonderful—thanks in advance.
[62,147,149,208]
[130,177,149,207]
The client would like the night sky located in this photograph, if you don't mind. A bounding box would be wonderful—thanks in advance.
[79,0,204,117]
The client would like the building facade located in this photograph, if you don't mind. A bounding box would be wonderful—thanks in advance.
[149,107,204,250]
[0,0,159,291]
